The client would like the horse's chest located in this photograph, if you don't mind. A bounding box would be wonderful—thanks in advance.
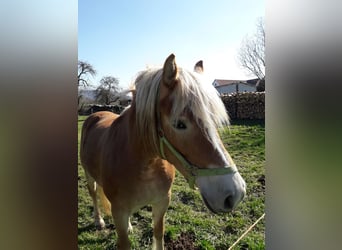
[139,170,171,198]
[129,168,173,207]
[104,161,174,210]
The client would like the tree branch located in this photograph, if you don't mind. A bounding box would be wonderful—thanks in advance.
[237,17,265,79]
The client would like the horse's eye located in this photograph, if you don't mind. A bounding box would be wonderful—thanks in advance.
[173,120,187,130]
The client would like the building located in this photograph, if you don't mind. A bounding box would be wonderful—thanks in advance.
[212,79,258,95]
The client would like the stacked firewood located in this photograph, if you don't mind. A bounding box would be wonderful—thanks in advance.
[221,92,265,120]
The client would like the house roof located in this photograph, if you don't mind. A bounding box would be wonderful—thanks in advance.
[213,79,258,88]
[246,78,259,85]
[213,79,241,86]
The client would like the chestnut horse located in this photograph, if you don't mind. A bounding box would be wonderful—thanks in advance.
[80,54,246,250]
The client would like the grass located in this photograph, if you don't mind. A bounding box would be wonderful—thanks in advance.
[78,115,265,249]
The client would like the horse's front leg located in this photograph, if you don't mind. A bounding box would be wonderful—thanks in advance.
[152,195,171,250]
[112,209,131,250]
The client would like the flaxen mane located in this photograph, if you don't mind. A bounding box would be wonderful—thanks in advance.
[131,67,229,153]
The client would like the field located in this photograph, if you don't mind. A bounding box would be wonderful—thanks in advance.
[78,116,265,249]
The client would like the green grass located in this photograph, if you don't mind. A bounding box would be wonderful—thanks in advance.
[78,116,265,249]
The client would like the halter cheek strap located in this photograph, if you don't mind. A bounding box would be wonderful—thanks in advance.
[158,129,236,189]
[156,84,236,189]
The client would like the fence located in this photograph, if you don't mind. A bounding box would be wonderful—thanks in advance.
[78,104,125,115]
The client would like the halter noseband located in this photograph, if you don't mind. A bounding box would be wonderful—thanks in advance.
[156,82,237,189]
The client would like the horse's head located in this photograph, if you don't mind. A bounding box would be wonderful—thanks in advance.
[157,54,246,213]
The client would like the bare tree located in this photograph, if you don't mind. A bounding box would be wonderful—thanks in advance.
[78,60,97,112]
[96,76,121,105]
[238,17,265,80]
[78,60,96,87]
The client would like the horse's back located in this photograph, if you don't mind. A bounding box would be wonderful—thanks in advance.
[80,111,119,181]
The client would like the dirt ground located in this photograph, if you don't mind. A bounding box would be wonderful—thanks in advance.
[164,231,199,250]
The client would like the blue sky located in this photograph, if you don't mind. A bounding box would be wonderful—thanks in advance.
[78,0,264,89]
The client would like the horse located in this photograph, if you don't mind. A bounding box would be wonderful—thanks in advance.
[80,54,246,250]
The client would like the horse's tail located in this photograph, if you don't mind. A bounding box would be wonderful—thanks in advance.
[97,185,112,216]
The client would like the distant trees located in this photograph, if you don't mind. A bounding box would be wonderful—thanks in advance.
[77,60,123,113]
[95,76,121,105]
[78,61,96,87]
[78,60,97,111]
[237,17,265,84]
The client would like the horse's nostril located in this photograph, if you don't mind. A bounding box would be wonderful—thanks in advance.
[224,195,234,210]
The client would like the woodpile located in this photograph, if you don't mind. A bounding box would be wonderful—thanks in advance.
[221,92,265,120]
[79,92,265,120]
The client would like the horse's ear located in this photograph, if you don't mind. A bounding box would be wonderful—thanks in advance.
[162,54,178,89]
[194,60,203,74]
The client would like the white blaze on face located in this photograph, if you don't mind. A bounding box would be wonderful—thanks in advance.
[195,134,246,213]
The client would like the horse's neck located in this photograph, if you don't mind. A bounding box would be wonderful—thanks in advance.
[111,107,157,163]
